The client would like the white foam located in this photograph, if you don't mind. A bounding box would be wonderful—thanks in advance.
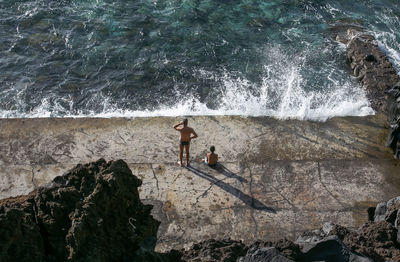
[0,45,374,121]
[374,10,400,75]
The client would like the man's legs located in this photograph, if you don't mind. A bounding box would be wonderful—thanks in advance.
[185,144,190,166]
[179,143,184,166]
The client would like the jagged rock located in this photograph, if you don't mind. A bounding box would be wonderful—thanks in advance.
[273,238,302,261]
[344,30,400,158]
[386,80,400,158]
[245,239,301,261]
[0,159,172,262]
[374,196,400,224]
[343,221,400,262]
[180,239,246,262]
[386,82,400,124]
[238,247,294,262]
[0,195,44,261]
[346,34,400,113]
[373,196,400,254]
[386,116,400,159]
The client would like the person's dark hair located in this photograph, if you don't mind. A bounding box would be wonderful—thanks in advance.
[210,146,215,152]
[183,118,188,126]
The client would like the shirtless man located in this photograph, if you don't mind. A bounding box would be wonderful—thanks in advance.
[174,119,198,166]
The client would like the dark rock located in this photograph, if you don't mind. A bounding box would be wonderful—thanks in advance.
[343,221,400,262]
[346,34,400,113]
[273,238,302,261]
[180,239,246,262]
[245,239,301,261]
[344,30,400,158]
[365,54,377,63]
[368,207,376,221]
[300,235,373,262]
[386,82,400,124]
[0,195,44,261]
[294,224,373,262]
[238,247,294,262]
[386,80,400,158]
[386,116,400,159]
[0,159,178,262]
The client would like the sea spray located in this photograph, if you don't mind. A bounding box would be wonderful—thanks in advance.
[1,0,399,120]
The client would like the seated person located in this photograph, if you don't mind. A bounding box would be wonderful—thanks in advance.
[202,146,218,167]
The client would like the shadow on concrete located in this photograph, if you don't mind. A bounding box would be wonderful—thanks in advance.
[213,163,248,183]
[187,166,276,213]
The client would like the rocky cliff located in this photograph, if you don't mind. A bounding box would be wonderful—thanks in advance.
[0,159,179,262]
[345,31,400,159]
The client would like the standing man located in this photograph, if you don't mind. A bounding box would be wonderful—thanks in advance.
[174,118,198,167]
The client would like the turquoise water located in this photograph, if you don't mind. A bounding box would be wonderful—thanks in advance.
[0,0,399,120]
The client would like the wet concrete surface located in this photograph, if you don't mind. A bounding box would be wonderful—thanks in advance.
[0,115,399,251]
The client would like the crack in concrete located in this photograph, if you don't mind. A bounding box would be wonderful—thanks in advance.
[78,129,89,136]
[117,132,127,144]
[150,164,160,197]
[317,161,348,209]
[31,167,38,189]
[110,138,125,146]
[270,168,297,211]
[270,184,297,210]
[86,148,94,155]
[172,173,180,183]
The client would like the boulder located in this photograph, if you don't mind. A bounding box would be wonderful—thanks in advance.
[295,224,373,262]
[374,196,400,223]
[299,235,373,262]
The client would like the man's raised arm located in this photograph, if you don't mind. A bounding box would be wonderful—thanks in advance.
[174,122,182,130]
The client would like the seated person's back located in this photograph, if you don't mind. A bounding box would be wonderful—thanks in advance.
[207,152,218,166]
[203,146,218,166]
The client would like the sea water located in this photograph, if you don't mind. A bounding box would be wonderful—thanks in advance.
[0,0,399,121]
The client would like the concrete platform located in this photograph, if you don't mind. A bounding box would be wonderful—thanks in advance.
[0,115,399,251]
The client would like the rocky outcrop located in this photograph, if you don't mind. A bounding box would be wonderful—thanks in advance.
[332,22,400,157]
[346,34,399,113]
[386,82,400,158]
[0,159,179,261]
